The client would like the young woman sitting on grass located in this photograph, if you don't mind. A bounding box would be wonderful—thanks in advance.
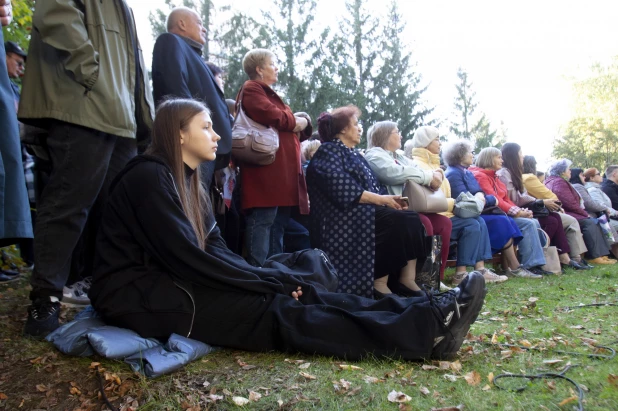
[85,98,486,361]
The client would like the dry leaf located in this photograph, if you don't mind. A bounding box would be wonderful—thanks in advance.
[299,372,316,380]
[422,364,438,370]
[387,390,412,403]
[347,386,362,396]
[443,374,458,382]
[482,385,491,391]
[558,396,578,406]
[284,359,305,364]
[205,394,223,402]
[569,325,584,329]
[419,386,430,396]
[248,391,261,402]
[89,362,101,369]
[449,360,462,372]
[500,350,512,359]
[339,379,351,390]
[298,363,311,369]
[546,381,556,391]
[529,297,539,303]
[487,372,494,383]
[363,375,385,384]
[35,384,47,392]
[430,407,464,411]
[241,365,257,370]
[69,386,81,396]
[399,404,413,411]
[232,396,250,406]
[543,359,563,365]
[590,329,602,335]
[277,399,284,407]
[464,371,481,386]
[519,340,532,348]
[491,332,499,344]
[608,374,618,388]
[202,381,210,388]
[0,393,7,400]
[438,361,451,370]
[338,364,363,371]
[222,389,232,396]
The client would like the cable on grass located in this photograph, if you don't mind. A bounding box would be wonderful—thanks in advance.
[95,366,119,411]
[492,365,584,411]
[556,302,618,312]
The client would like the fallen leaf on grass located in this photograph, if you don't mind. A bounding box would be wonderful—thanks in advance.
[419,386,430,396]
[277,399,284,407]
[0,393,7,400]
[487,372,494,383]
[284,359,305,364]
[347,386,362,396]
[519,340,532,348]
[69,386,81,396]
[449,360,462,372]
[569,325,584,329]
[241,365,257,370]
[608,374,618,388]
[299,372,316,380]
[500,350,512,359]
[482,385,491,391]
[203,394,223,402]
[35,384,47,392]
[399,404,413,411]
[332,378,351,392]
[491,333,499,344]
[589,329,602,335]
[248,391,261,402]
[387,390,412,403]
[543,359,563,365]
[422,364,438,370]
[362,375,385,384]
[232,396,250,406]
[298,362,311,369]
[581,337,598,346]
[223,389,232,396]
[546,381,556,391]
[443,374,458,382]
[430,406,464,411]
[464,371,481,386]
[529,297,539,303]
[338,364,363,371]
[558,396,578,406]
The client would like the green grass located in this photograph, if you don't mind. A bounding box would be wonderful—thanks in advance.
[2,263,618,410]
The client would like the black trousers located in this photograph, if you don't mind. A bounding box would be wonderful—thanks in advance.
[110,284,443,361]
[374,206,428,280]
[30,121,136,300]
[579,217,610,259]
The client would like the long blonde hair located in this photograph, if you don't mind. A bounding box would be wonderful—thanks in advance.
[145,99,211,248]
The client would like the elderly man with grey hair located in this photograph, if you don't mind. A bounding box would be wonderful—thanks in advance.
[545,159,615,265]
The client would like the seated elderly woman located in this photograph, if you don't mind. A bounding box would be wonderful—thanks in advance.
[306,107,430,299]
[584,167,618,229]
[366,123,505,286]
[497,143,585,271]
[569,168,618,259]
[522,156,590,267]
[469,148,546,278]
[544,159,615,265]
[364,122,455,290]
[443,140,528,278]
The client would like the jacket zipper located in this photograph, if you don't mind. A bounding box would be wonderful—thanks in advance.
[174,282,196,338]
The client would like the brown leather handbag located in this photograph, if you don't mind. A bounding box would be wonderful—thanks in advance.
[402,180,448,213]
[231,87,280,166]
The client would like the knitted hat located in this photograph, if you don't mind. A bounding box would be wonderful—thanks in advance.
[583,167,599,181]
[412,126,440,148]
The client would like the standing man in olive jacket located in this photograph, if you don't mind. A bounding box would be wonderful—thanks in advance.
[152,7,233,187]
[18,0,155,337]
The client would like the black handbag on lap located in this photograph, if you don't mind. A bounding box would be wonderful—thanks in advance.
[523,199,549,218]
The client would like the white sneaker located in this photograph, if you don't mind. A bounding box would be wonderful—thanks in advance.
[450,272,468,286]
[506,267,542,279]
[479,268,508,283]
[62,277,92,305]
[440,281,453,292]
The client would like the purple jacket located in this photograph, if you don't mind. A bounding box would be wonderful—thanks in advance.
[544,176,588,220]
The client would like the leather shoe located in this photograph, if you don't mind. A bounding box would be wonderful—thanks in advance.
[529,266,554,275]
[389,282,425,298]
[562,260,590,270]
[373,289,400,300]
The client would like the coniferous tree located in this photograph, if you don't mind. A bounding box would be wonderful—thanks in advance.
[450,67,477,140]
[369,1,433,146]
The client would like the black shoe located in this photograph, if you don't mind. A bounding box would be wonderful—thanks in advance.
[431,271,486,360]
[529,266,554,275]
[580,259,594,269]
[389,282,425,298]
[373,289,400,300]
[562,260,589,271]
[24,297,61,338]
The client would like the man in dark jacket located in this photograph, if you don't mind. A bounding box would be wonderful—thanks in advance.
[151,7,233,186]
[602,165,618,210]
[18,0,154,337]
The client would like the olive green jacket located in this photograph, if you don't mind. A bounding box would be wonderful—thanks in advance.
[18,0,154,139]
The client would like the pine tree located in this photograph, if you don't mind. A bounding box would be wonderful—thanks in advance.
[450,67,477,140]
[369,1,433,146]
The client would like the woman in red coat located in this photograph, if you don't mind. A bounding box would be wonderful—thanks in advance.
[237,49,311,266]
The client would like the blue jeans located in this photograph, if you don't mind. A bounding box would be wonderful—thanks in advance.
[451,216,492,267]
[245,206,291,266]
[513,217,546,268]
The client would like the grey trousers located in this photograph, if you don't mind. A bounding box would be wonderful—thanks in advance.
[558,212,587,258]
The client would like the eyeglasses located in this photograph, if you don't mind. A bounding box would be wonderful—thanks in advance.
[470,151,476,155]
[8,55,24,68]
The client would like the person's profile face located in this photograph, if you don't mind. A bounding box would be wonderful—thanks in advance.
[185,12,207,45]
[180,111,221,165]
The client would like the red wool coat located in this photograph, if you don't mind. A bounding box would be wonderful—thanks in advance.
[237,80,309,213]
[469,166,518,214]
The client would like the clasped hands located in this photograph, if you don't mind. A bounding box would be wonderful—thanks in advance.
[293,112,311,133]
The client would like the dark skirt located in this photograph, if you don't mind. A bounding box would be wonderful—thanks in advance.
[481,214,523,253]
[374,206,428,279]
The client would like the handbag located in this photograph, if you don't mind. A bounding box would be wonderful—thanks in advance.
[415,235,441,292]
[538,229,561,273]
[523,199,549,218]
[231,87,280,166]
[402,180,448,213]
[453,191,483,218]
[481,205,506,216]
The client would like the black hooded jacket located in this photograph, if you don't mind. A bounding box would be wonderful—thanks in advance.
[90,155,321,321]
